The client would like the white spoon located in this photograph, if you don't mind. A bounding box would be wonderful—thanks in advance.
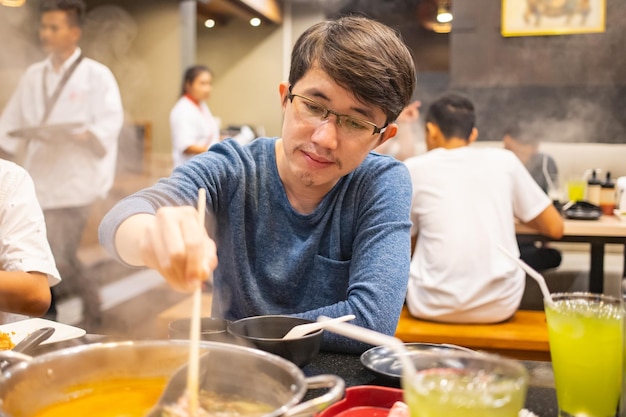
[316,316,416,383]
[282,314,356,340]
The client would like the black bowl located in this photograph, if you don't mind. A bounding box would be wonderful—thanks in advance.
[227,315,323,367]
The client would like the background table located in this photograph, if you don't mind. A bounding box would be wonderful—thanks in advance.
[516,215,626,293]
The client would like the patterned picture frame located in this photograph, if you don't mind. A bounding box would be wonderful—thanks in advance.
[501,0,606,37]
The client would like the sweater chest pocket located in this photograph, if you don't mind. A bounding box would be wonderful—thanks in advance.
[306,255,351,305]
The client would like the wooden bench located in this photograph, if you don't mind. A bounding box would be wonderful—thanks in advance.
[394,306,550,361]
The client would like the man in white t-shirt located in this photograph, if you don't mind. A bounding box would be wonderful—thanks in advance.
[0,0,123,328]
[404,93,563,323]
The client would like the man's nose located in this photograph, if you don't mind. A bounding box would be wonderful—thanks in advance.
[310,118,339,150]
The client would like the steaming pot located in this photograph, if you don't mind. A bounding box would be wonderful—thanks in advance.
[0,340,344,417]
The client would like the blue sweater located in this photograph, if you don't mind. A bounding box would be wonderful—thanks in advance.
[99,138,412,353]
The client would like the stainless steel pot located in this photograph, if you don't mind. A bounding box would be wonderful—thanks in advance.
[0,340,344,417]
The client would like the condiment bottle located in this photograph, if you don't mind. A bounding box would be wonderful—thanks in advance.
[599,171,615,215]
[586,169,601,206]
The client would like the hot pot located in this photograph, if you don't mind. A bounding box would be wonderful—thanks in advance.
[0,340,344,417]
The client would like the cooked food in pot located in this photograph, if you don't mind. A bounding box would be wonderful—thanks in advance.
[31,376,167,417]
[163,391,274,417]
[29,376,273,417]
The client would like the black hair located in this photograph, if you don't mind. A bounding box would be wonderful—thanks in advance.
[425,92,476,140]
[40,0,86,28]
[288,16,416,124]
[503,123,540,145]
[181,65,212,96]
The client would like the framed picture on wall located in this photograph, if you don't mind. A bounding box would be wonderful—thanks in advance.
[501,0,606,37]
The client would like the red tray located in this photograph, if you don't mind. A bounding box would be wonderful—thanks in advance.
[317,386,404,417]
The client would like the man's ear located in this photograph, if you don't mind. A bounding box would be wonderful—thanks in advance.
[71,26,82,44]
[468,127,479,144]
[279,82,290,110]
[425,122,440,150]
[377,123,398,147]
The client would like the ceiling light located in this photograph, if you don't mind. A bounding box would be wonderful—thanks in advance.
[249,17,261,27]
[1,0,26,6]
[436,0,453,24]
[204,19,215,28]
[436,7,453,23]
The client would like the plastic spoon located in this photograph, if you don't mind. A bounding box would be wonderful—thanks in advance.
[497,244,555,307]
[316,316,416,383]
[282,314,356,340]
[12,327,55,355]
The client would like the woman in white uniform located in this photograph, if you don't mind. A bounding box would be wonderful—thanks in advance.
[170,65,220,168]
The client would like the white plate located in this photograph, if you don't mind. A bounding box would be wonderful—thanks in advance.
[0,318,86,346]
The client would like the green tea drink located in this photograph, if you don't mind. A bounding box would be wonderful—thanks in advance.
[545,293,624,417]
[403,353,527,417]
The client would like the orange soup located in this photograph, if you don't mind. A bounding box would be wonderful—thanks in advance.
[31,376,167,417]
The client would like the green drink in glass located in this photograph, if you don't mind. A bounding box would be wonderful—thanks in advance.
[545,292,624,417]
[403,352,528,417]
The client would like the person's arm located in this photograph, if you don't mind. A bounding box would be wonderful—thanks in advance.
[0,163,60,316]
[79,66,123,158]
[99,148,234,292]
[0,271,50,316]
[184,144,209,155]
[524,204,564,239]
[293,162,413,353]
[511,153,564,239]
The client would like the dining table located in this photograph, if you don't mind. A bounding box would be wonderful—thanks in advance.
[516,214,626,293]
[302,350,558,417]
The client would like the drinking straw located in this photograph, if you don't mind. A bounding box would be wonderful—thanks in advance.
[497,244,555,307]
[317,316,416,382]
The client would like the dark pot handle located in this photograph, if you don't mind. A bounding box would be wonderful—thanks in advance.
[282,374,345,417]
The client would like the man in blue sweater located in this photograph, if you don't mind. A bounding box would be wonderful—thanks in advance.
[99,16,416,353]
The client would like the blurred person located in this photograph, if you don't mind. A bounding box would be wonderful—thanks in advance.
[0,0,124,329]
[375,100,421,161]
[503,125,562,272]
[0,159,60,324]
[99,16,416,353]
[170,65,221,169]
[404,93,563,324]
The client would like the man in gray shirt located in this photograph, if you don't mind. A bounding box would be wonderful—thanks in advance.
[99,16,416,353]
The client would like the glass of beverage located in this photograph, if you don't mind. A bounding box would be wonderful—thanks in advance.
[619,278,626,417]
[402,352,528,417]
[545,292,624,417]
[567,178,586,202]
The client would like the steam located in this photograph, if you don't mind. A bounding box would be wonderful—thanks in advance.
[81,5,150,113]
[0,4,42,105]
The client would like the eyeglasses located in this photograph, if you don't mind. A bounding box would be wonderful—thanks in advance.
[287,90,388,141]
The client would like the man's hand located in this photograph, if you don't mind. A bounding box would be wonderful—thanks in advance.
[116,207,218,292]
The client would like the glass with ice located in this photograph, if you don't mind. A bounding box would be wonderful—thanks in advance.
[402,352,528,417]
[544,292,624,417]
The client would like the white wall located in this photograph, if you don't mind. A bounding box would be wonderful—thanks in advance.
[196,2,324,139]
[474,141,626,201]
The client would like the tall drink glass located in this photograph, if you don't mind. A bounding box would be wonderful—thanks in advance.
[545,292,624,417]
[402,352,528,417]
[619,277,626,417]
